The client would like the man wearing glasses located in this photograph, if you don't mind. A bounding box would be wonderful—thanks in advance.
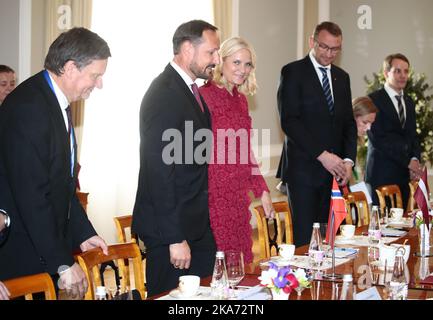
[277,21,357,246]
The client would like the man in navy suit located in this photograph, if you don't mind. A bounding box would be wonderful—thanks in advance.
[277,22,357,246]
[366,53,422,211]
[132,20,220,296]
[0,28,110,299]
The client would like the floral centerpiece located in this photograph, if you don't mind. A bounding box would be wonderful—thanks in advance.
[258,262,311,299]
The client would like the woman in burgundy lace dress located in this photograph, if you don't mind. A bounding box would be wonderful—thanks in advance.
[200,37,274,263]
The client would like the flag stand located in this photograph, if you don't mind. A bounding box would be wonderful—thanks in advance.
[415,223,432,257]
[323,213,343,280]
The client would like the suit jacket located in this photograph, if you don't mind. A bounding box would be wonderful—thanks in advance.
[366,88,420,187]
[132,64,213,250]
[277,56,357,187]
[0,71,96,280]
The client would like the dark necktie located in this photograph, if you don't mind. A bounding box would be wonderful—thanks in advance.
[65,106,75,176]
[319,67,334,114]
[191,83,205,113]
[395,95,406,127]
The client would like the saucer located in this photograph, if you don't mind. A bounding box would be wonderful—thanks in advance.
[335,236,355,244]
[169,288,201,300]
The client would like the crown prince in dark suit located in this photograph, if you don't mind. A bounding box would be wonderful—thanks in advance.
[0,28,110,299]
[277,22,357,246]
[132,20,220,296]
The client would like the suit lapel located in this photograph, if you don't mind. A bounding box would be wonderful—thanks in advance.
[380,89,403,129]
[304,57,334,118]
[165,64,210,127]
[36,72,74,177]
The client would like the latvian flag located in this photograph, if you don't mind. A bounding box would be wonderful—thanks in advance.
[326,178,348,247]
[414,167,431,230]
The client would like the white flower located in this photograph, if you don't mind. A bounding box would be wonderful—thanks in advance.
[258,269,278,287]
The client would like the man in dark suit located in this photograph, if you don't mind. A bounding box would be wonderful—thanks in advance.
[0,210,10,299]
[0,28,110,299]
[132,20,220,296]
[277,22,357,247]
[366,53,422,211]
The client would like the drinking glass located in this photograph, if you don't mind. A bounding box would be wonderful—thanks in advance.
[225,250,245,299]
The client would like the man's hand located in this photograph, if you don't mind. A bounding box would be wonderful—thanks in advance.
[80,235,108,255]
[0,281,10,300]
[169,241,191,270]
[337,161,353,186]
[317,151,346,179]
[261,191,275,219]
[58,263,88,299]
[408,159,422,181]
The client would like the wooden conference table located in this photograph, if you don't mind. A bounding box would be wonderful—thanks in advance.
[152,225,433,300]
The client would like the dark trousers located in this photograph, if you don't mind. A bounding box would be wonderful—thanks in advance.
[146,228,216,297]
[287,181,332,247]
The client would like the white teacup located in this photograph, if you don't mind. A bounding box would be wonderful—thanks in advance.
[390,208,404,221]
[278,244,295,260]
[340,225,355,239]
[178,275,200,297]
[379,244,410,267]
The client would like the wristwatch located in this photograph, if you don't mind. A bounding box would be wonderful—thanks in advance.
[0,209,10,228]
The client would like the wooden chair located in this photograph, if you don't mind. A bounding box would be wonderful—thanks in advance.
[77,243,146,300]
[3,273,56,300]
[344,191,370,227]
[407,181,419,212]
[76,191,89,211]
[375,184,403,215]
[114,215,137,244]
[253,201,293,260]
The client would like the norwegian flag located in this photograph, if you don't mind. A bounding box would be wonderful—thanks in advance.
[326,178,348,247]
[414,168,431,230]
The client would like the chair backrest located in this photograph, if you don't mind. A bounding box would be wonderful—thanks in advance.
[253,201,293,260]
[113,215,137,244]
[3,273,56,300]
[77,243,145,300]
[344,191,370,227]
[375,184,403,215]
[407,181,419,212]
[76,191,89,211]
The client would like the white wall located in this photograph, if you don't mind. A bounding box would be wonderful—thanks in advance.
[0,0,20,72]
[330,0,433,98]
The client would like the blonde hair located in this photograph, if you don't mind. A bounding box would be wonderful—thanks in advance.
[212,37,257,95]
[352,96,378,117]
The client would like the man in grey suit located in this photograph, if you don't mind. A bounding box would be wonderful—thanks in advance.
[132,20,220,296]
[277,22,357,246]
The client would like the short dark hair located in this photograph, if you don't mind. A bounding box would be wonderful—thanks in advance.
[0,65,15,74]
[44,27,111,76]
[172,20,218,55]
[383,53,410,71]
[313,21,343,39]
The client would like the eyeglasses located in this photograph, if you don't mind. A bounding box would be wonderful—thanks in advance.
[314,39,341,54]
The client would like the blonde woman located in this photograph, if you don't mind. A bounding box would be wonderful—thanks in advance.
[200,37,274,263]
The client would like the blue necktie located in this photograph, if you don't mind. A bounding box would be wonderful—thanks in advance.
[395,95,406,127]
[65,106,75,176]
[319,67,334,114]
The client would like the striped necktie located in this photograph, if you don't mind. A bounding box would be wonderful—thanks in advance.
[319,67,334,114]
[395,95,406,127]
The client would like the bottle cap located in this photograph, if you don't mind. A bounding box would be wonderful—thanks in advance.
[343,274,353,281]
[313,222,320,228]
[216,251,225,258]
[96,286,106,296]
